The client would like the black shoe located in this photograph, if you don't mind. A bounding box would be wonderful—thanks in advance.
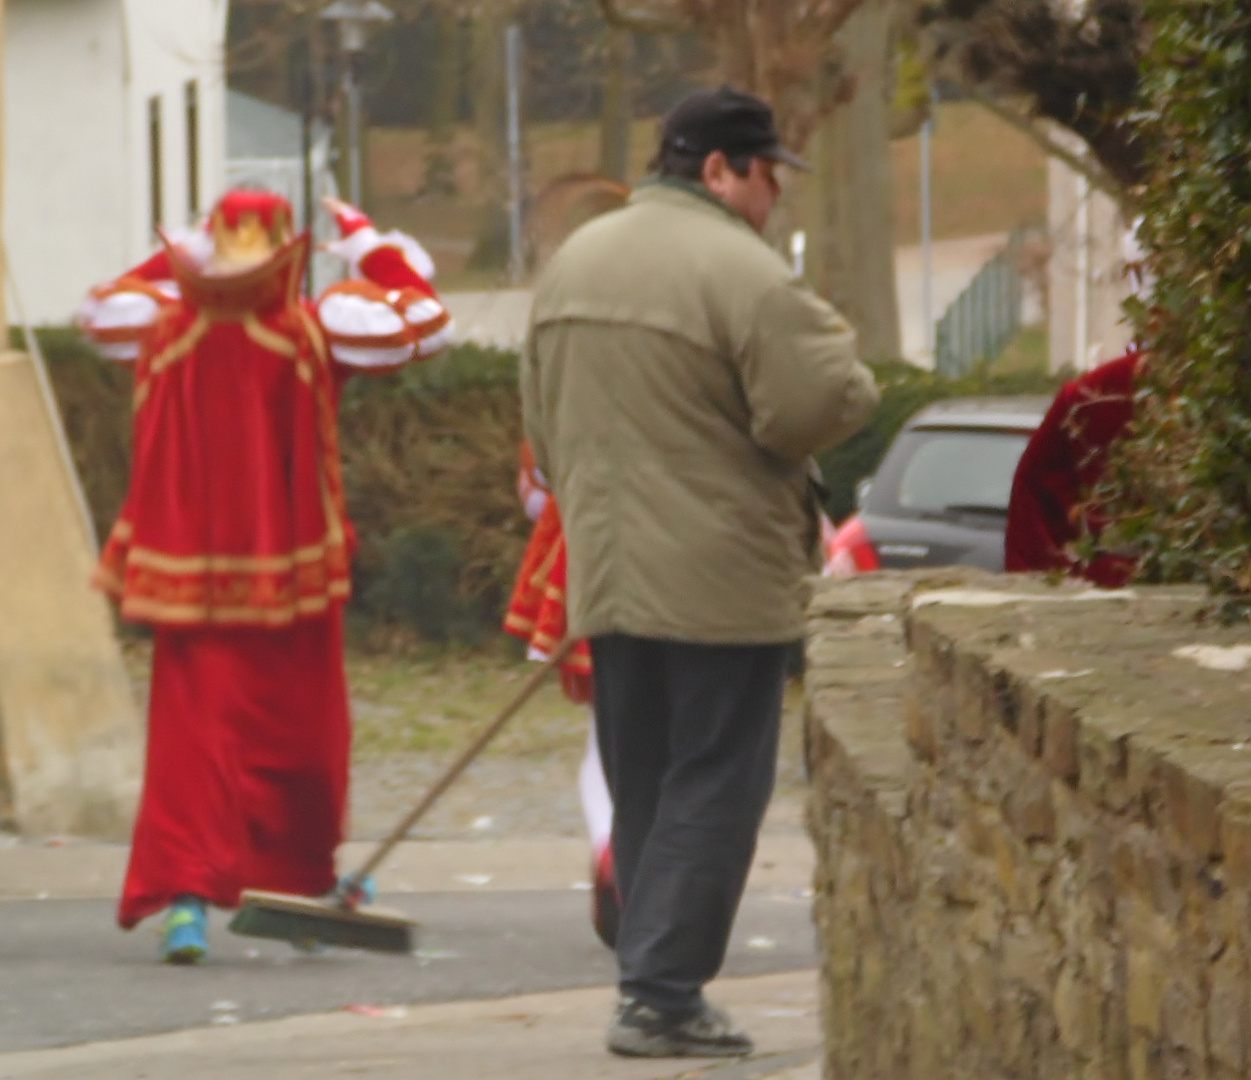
[606,997,754,1058]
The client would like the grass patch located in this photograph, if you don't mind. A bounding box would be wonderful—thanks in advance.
[346,641,586,758]
[891,101,1047,243]
[119,634,808,807]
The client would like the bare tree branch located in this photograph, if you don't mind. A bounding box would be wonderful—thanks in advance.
[964,86,1127,207]
[596,0,692,35]
[918,0,1145,188]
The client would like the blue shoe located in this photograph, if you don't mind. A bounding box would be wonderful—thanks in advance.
[162,895,208,964]
[337,874,377,906]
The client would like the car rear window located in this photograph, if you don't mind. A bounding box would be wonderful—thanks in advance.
[868,428,1032,517]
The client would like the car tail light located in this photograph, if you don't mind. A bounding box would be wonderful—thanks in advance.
[822,515,880,578]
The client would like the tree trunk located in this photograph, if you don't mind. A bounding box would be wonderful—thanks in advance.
[425,9,462,197]
[806,0,901,362]
[598,27,632,183]
[469,8,510,270]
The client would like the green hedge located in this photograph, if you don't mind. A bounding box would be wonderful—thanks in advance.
[33,328,1058,641]
[1097,1,1251,603]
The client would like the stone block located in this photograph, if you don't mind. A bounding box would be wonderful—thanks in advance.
[997,988,1035,1075]
[1000,924,1055,998]
[1206,948,1247,1075]
[908,992,947,1080]
[955,942,999,1047]
[1078,710,1134,813]
[927,843,986,908]
[1218,795,1251,890]
[903,689,936,762]
[1129,1034,1162,1080]
[957,798,999,861]
[998,835,1048,916]
[1159,963,1205,1058]
[1016,678,1046,759]
[1002,768,1056,844]
[1127,741,1168,827]
[1127,948,1168,1037]
[1054,960,1103,1058]
[954,649,992,744]
[1157,748,1241,860]
[1043,695,1081,785]
[1051,776,1096,853]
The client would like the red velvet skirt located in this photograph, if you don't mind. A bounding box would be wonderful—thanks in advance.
[118,609,350,928]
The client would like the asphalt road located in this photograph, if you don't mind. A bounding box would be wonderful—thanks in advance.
[0,887,817,1053]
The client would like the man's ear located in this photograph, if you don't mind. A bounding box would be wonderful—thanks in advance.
[701,150,731,197]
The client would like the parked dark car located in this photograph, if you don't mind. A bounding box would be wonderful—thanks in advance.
[824,395,1051,576]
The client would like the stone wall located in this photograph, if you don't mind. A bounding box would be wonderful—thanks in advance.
[806,572,1251,1080]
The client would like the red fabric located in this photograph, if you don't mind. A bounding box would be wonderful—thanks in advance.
[1004,350,1141,587]
[504,457,593,704]
[118,609,350,927]
[124,248,175,286]
[95,298,354,626]
[358,246,438,296]
[213,190,294,234]
[330,200,372,238]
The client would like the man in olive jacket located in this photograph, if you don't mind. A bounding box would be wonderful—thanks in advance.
[521,86,879,1058]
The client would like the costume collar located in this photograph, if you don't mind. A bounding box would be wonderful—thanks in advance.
[161,229,310,318]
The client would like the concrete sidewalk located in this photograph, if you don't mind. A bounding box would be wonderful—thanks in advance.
[0,972,821,1079]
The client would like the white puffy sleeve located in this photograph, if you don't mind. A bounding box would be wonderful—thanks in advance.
[316,279,453,372]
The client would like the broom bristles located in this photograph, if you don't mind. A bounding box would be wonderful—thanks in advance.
[228,889,417,954]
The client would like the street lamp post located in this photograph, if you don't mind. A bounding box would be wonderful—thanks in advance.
[320,0,394,208]
[505,23,524,285]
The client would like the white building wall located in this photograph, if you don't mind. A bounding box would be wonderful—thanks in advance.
[121,0,229,253]
[1047,130,1135,373]
[5,0,130,325]
[3,0,227,325]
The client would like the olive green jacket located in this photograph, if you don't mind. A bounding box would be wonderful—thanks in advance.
[521,179,879,644]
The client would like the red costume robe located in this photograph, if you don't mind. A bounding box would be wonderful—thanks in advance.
[503,442,593,703]
[1004,350,1140,588]
[78,193,452,926]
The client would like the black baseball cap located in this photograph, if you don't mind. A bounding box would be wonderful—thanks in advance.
[659,85,811,171]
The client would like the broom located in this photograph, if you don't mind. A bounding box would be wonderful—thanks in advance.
[229,639,576,954]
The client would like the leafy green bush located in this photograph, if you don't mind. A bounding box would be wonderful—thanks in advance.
[1097,2,1251,600]
[24,326,135,545]
[356,526,491,644]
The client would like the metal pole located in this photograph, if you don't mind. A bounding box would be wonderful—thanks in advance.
[920,106,934,358]
[345,57,363,208]
[506,23,524,285]
[300,71,315,295]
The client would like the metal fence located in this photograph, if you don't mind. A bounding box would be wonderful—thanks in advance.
[934,232,1024,378]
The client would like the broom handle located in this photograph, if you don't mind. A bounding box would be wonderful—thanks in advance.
[345,638,578,889]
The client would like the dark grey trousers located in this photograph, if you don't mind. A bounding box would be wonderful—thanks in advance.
[589,633,790,1014]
